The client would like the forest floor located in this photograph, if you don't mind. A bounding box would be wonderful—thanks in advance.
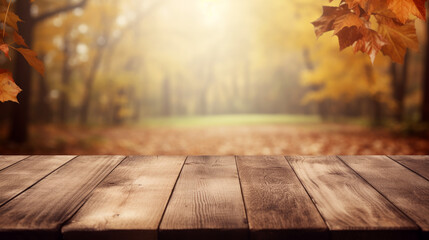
[1,115,428,155]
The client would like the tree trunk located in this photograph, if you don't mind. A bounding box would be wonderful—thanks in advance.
[243,59,250,112]
[372,95,383,126]
[302,48,328,118]
[34,54,53,123]
[364,64,384,125]
[422,21,429,122]
[8,0,88,142]
[112,89,125,125]
[59,32,72,123]
[79,45,105,124]
[162,75,171,116]
[391,51,409,122]
[9,0,33,143]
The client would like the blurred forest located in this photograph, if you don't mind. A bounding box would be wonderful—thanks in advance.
[0,0,428,155]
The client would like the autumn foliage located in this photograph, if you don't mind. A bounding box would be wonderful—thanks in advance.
[313,0,427,63]
[0,0,44,103]
[0,0,427,104]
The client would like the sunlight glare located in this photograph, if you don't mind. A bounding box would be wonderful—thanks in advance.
[198,0,225,26]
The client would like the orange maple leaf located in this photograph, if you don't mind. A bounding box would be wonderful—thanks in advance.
[0,43,10,60]
[377,16,419,63]
[0,70,21,103]
[333,12,365,35]
[0,11,22,32]
[353,29,387,63]
[387,0,427,23]
[16,48,45,76]
[312,5,351,38]
[314,0,426,63]
[13,31,28,48]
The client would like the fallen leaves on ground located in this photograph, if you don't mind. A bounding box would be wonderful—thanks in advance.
[0,123,428,155]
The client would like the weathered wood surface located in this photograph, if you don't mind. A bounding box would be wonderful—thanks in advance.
[159,156,248,240]
[286,156,419,240]
[0,155,29,171]
[340,155,429,234]
[389,155,429,180]
[62,156,186,240]
[0,155,75,207]
[0,155,427,240]
[236,156,327,240]
[0,155,124,240]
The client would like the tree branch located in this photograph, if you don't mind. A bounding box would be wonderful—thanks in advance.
[33,0,88,23]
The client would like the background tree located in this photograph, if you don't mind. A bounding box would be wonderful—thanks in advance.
[1,0,427,145]
[422,19,429,122]
[9,0,88,142]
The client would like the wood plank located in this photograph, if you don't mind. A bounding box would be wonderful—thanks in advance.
[159,156,248,240]
[62,156,186,240]
[286,156,419,240]
[0,155,29,171]
[340,155,429,237]
[236,156,328,240]
[388,155,429,181]
[0,155,125,240]
[0,155,75,207]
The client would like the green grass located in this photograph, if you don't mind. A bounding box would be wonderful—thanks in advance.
[138,114,322,128]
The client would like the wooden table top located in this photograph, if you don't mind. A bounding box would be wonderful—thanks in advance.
[0,155,428,240]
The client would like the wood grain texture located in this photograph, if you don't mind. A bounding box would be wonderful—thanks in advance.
[236,156,328,240]
[159,156,248,240]
[340,155,429,234]
[286,156,419,240]
[62,156,186,240]
[0,155,125,240]
[388,155,429,181]
[0,155,29,171]
[0,155,75,207]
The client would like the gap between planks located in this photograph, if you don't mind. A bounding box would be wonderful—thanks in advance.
[286,155,420,240]
[62,156,187,240]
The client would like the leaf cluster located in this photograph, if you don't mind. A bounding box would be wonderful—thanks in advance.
[0,0,44,103]
[312,0,427,63]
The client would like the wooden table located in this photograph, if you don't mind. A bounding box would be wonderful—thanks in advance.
[0,155,428,240]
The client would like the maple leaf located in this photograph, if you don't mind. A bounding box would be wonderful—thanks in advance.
[0,70,21,103]
[387,0,427,23]
[312,5,351,38]
[332,12,366,50]
[336,26,364,50]
[376,16,418,63]
[412,0,427,19]
[344,0,367,8]
[13,31,28,48]
[15,48,45,76]
[314,0,426,63]
[345,0,389,15]
[333,12,365,34]
[314,6,368,51]
[0,11,22,31]
[0,43,10,60]
[353,29,387,63]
